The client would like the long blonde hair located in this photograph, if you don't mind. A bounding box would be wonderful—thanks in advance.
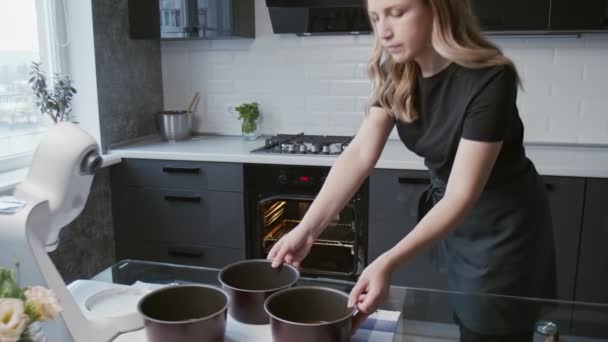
[368,0,519,123]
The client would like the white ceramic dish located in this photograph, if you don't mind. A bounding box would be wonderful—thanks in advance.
[84,287,149,319]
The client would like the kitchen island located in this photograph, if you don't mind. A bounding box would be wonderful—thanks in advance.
[71,259,608,342]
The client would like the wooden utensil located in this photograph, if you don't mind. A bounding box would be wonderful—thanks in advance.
[186,92,200,113]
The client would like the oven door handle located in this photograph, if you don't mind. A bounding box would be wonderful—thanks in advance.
[256,194,315,206]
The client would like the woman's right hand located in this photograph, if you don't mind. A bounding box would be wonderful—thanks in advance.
[267,225,316,268]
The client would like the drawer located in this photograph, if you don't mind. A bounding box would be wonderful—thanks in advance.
[116,240,244,269]
[113,188,245,248]
[111,159,243,192]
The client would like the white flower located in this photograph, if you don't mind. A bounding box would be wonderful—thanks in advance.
[0,298,28,342]
[24,286,62,321]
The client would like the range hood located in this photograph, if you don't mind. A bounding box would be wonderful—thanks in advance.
[266,0,371,36]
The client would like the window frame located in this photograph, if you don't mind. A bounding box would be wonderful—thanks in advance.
[0,0,64,174]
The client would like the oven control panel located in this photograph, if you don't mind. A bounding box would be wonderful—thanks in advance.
[277,170,328,188]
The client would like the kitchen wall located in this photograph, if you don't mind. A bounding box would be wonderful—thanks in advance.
[49,0,163,283]
[162,0,608,145]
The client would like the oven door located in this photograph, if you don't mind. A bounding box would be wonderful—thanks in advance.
[257,195,363,277]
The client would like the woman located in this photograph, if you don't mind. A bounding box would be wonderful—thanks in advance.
[268,0,556,340]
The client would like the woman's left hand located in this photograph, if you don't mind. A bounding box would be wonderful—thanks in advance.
[348,253,393,331]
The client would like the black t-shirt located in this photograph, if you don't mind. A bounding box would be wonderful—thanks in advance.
[377,63,528,187]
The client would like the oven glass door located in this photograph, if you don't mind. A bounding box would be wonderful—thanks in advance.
[258,195,361,276]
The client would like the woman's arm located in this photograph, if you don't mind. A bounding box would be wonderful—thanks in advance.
[300,107,395,238]
[269,107,395,266]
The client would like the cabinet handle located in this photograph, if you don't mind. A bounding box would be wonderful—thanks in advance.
[164,194,202,203]
[398,177,429,185]
[168,247,204,259]
[545,183,555,192]
[162,166,201,174]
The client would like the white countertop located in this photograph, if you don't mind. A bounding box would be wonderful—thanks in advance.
[108,135,608,178]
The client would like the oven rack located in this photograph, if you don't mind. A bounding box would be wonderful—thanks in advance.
[263,219,355,247]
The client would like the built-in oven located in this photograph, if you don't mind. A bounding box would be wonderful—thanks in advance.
[245,163,368,280]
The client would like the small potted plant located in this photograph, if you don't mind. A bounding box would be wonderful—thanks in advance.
[235,102,261,140]
[28,62,77,123]
[0,264,62,342]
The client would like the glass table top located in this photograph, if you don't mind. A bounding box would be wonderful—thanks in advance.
[91,260,608,342]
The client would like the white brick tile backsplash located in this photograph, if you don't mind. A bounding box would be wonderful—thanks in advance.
[306,64,357,80]
[162,48,193,109]
[355,64,369,79]
[279,80,330,96]
[581,98,608,120]
[553,80,607,99]
[523,63,584,82]
[161,0,608,145]
[519,79,552,97]
[190,51,234,64]
[202,80,235,94]
[583,64,608,81]
[330,48,373,62]
[234,79,276,94]
[507,47,556,67]
[329,81,372,96]
[356,96,372,112]
[307,97,355,112]
[328,112,365,134]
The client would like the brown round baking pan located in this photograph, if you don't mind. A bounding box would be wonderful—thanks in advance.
[218,259,299,324]
[138,284,229,342]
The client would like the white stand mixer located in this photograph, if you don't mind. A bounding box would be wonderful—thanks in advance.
[0,123,143,341]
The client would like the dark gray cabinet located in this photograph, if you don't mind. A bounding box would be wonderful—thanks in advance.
[471,0,608,33]
[111,159,245,268]
[472,0,551,32]
[369,169,450,323]
[369,169,449,289]
[572,178,608,337]
[575,178,608,303]
[543,176,586,301]
[128,0,255,40]
[550,0,608,31]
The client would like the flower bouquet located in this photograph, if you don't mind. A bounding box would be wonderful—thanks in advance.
[0,265,62,342]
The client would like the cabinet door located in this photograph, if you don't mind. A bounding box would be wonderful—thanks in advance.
[543,176,585,301]
[111,159,244,192]
[369,169,448,289]
[550,0,607,30]
[115,240,244,269]
[572,178,608,337]
[129,0,255,39]
[471,0,550,31]
[112,187,245,249]
[575,178,608,303]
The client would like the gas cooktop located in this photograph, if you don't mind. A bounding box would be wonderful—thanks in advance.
[250,133,353,155]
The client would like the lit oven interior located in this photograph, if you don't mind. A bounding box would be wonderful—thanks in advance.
[260,198,359,276]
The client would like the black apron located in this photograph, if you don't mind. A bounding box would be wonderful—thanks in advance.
[418,160,556,335]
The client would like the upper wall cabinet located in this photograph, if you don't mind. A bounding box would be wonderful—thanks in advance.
[129,0,255,40]
[266,0,371,36]
[550,0,607,31]
[471,0,608,34]
[471,0,551,32]
[265,0,608,36]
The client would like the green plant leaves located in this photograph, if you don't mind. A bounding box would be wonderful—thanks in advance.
[28,62,77,123]
[235,102,260,121]
[0,268,24,300]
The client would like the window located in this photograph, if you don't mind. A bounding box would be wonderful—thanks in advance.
[0,0,54,173]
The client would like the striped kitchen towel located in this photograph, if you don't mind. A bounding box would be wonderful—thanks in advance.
[353,309,402,342]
